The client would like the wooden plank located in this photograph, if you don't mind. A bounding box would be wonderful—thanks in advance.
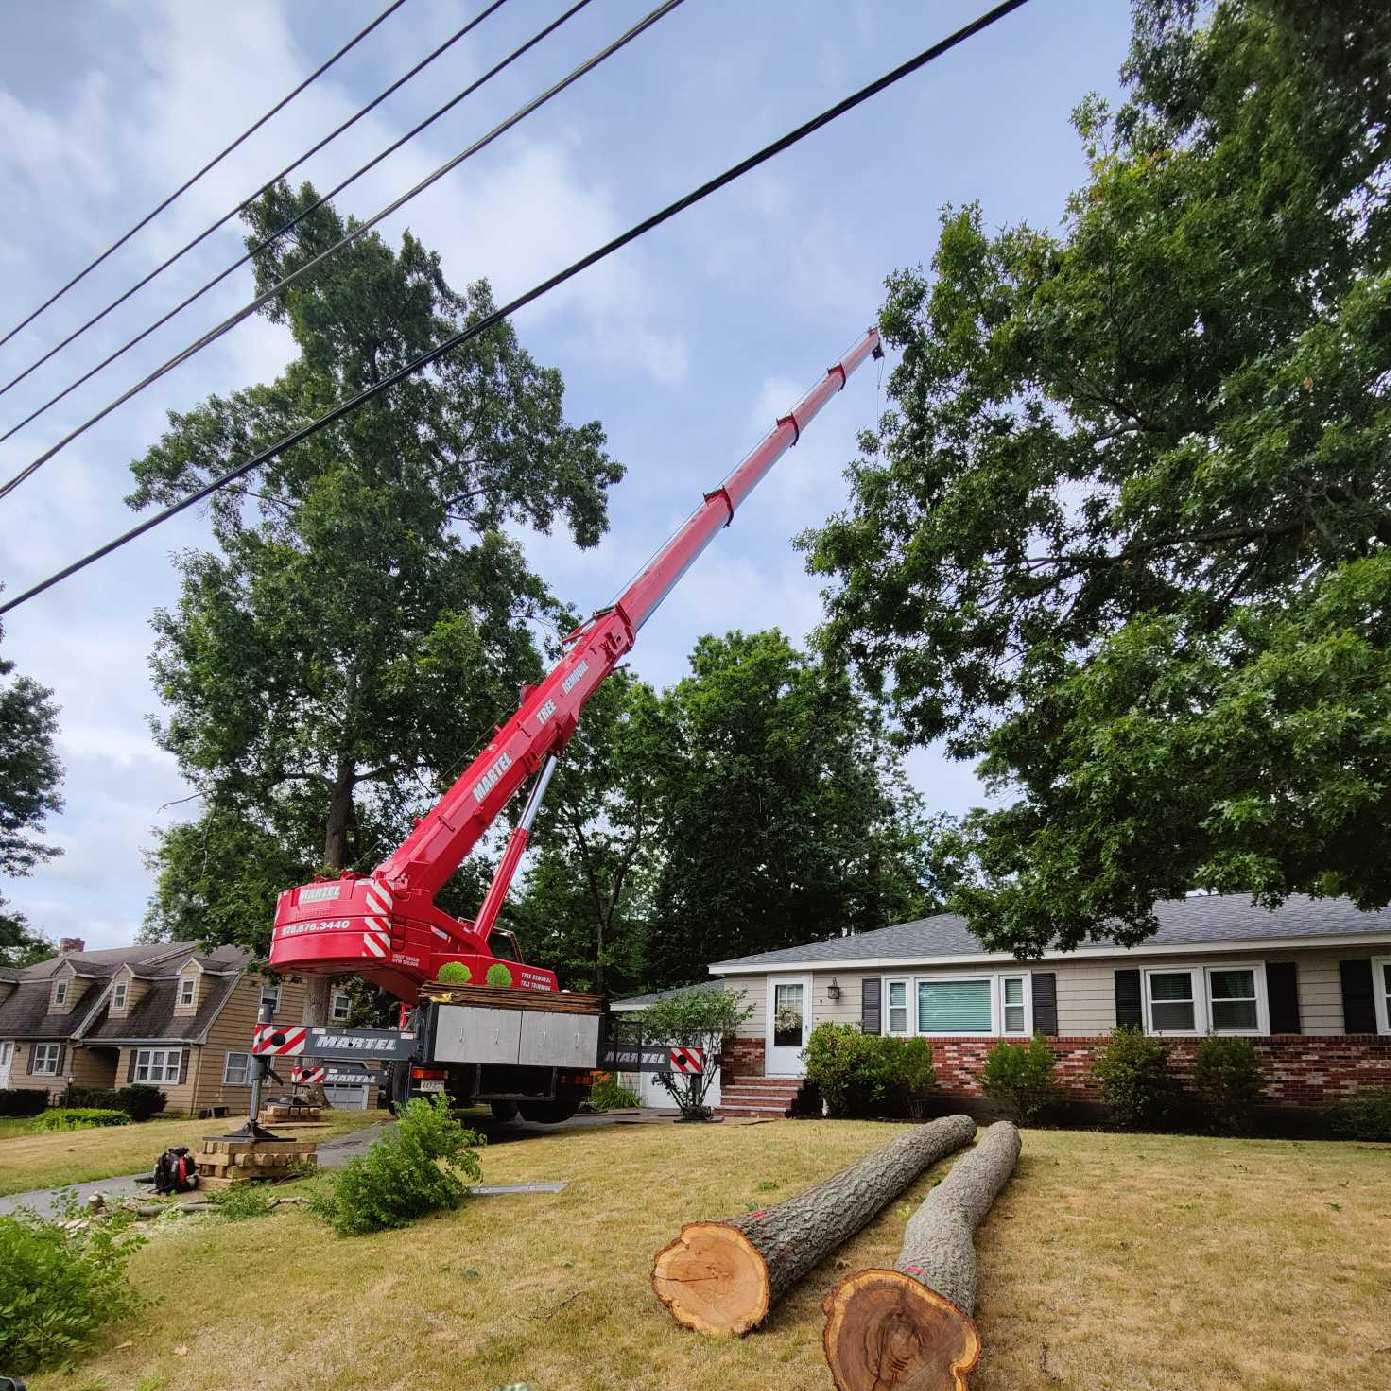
[418,983,604,1015]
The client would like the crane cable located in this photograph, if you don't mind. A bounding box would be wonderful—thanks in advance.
[0,0,413,354]
[0,0,601,474]
[0,0,514,408]
[0,0,1032,617]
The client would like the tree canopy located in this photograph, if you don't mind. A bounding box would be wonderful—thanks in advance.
[805,0,1391,954]
[135,182,621,957]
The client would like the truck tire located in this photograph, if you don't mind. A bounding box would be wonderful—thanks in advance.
[518,1090,583,1125]
[490,1100,520,1123]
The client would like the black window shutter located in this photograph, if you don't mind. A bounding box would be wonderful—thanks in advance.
[1266,962,1301,1034]
[861,977,882,1035]
[1114,969,1143,1030]
[26,1044,35,1074]
[55,1044,66,1074]
[1031,973,1059,1036]
[1339,959,1376,1034]
[127,1048,139,1083]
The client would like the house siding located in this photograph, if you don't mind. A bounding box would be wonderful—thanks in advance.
[195,973,308,1115]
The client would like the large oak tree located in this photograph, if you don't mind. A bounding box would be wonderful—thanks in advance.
[805,0,1391,955]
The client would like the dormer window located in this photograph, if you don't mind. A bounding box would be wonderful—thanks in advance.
[54,979,68,1007]
[113,979,129,1010]
[178,976,197,1008]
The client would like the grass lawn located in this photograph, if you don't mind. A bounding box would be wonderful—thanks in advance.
[0,1108,386,1196]
[23,1119,1390,1391]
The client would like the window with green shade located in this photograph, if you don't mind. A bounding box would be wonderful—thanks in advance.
[918,978,993,1034]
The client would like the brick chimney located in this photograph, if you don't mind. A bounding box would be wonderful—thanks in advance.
[58,937,86,955]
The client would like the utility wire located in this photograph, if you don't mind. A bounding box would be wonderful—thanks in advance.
[0,0,1031,617]
[0,0,599,472]
[0,0,513,406]
[0,0,412,353]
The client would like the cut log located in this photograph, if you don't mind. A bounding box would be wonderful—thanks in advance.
[821,1120,1021,1391]
[651,1114,976,1336]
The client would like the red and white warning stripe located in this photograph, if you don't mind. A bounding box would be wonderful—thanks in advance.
[361,878,394,958]
[668,1046,705,1075]
[251,1023,308,1056]
[291,1063,326,1086]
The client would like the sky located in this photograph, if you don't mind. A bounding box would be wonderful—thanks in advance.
[0,0,1134,949]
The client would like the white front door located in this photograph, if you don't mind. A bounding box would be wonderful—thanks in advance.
[766,976,811,1076]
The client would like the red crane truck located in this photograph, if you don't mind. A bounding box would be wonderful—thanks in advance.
[263,327,882,1121]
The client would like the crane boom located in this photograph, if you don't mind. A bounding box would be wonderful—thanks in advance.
[268,326,882,999]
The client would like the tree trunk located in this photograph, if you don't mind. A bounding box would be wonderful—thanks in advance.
[820,1121,1021,1391]
[651,1114,976,1337]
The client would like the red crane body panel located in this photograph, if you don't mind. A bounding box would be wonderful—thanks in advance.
[268,328,882,999]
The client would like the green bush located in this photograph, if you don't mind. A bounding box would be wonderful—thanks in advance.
[436,961,472,984]
[803,1023,937,1119]
[0,1088,47,1117]
[63,1084,167,1121]
[1328,1086,1391,1142]
[1092,1027,1175,1129]
[0,1199,147,1372]
[1192,1036,1263,1132]
[206,1184,278,1220]
[589,1076,642,1111]
[485,962,513,988]
[36,1108,131,1131]
[639,988,753,1120]
[980,1035,1058,1124]
[308,1095,482,1236]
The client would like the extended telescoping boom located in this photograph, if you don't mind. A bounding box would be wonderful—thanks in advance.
[268,327,883,1001]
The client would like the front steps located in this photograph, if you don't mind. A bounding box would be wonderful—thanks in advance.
[715,1076,804,1119]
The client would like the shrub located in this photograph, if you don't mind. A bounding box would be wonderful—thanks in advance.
[1092,1027,1175,1129]
[1192,1036,1263,1132]
[1328,1086,1391,1142]
[803,1023,937,1119]
[62,1084,166,1122]
[639,988,753,1120]
[36,1108,131,1131]
[0,1088,47,1117]
[206,1184,277,1220]
[484,962,513,988]
[436,961,472,985]
[589,1075,641,1111]
[308,1095,482,1235]
[980,1035,1058,1124]
[0,1199,147,1373]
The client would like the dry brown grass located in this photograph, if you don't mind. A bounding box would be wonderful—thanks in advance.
[26,1120,1391,1391]
[0,1108,385,1196]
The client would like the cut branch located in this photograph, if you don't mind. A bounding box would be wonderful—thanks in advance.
[651,1114,976,1337]
[821,1121,1022,1391]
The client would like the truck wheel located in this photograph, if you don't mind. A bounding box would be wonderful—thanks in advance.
[517,1091,582,1125]
[490,1100,520,1123]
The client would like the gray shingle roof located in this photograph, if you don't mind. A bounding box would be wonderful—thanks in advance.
[82,972,240,1044]
[708,893,1391,970]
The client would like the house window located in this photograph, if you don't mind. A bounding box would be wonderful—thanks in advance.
[260,981,282,1014]
[113,980,129,1010]
[0,1041,11,1067]
[133,1048,182,1084]
[1000,976,1029,1034]
[53,979,68,1007]
[331,990,352,1023]
[33,1042,62,1075]
[178,976,196,1007]
[1373,959,1391,1035]
[917,978,994,1035]
[1207,968,1258,1031]
[1146,971,1197,1033]
[223,1051,252,1086]
[884,980,909,1035]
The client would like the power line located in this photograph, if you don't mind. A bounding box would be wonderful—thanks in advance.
[0,0,413,354]
[0,0,1031,617]
[0,0,598,469]
[0,0,513,407]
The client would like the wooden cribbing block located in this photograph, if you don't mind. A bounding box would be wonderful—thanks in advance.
[651,1115,976,1337]
[820,1121,1022,1391]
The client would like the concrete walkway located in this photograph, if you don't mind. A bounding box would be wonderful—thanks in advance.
[0,1109,615,1218]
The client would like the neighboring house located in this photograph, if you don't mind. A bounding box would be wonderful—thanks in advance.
[0,937,367,1115]
[688,894,1391,1114]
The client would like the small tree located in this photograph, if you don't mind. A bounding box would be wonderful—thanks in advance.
[639,988,752,1121]
[1092,1028,1175,1130]
[980,1035,1058,1124]
[1193,1036,1263,1133]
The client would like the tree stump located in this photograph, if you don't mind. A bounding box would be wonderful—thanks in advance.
[651,1114,976,1336]
[821,1120,1021,1391]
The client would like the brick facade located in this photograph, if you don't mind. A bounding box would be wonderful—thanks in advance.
[725,1033,1391,1109]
